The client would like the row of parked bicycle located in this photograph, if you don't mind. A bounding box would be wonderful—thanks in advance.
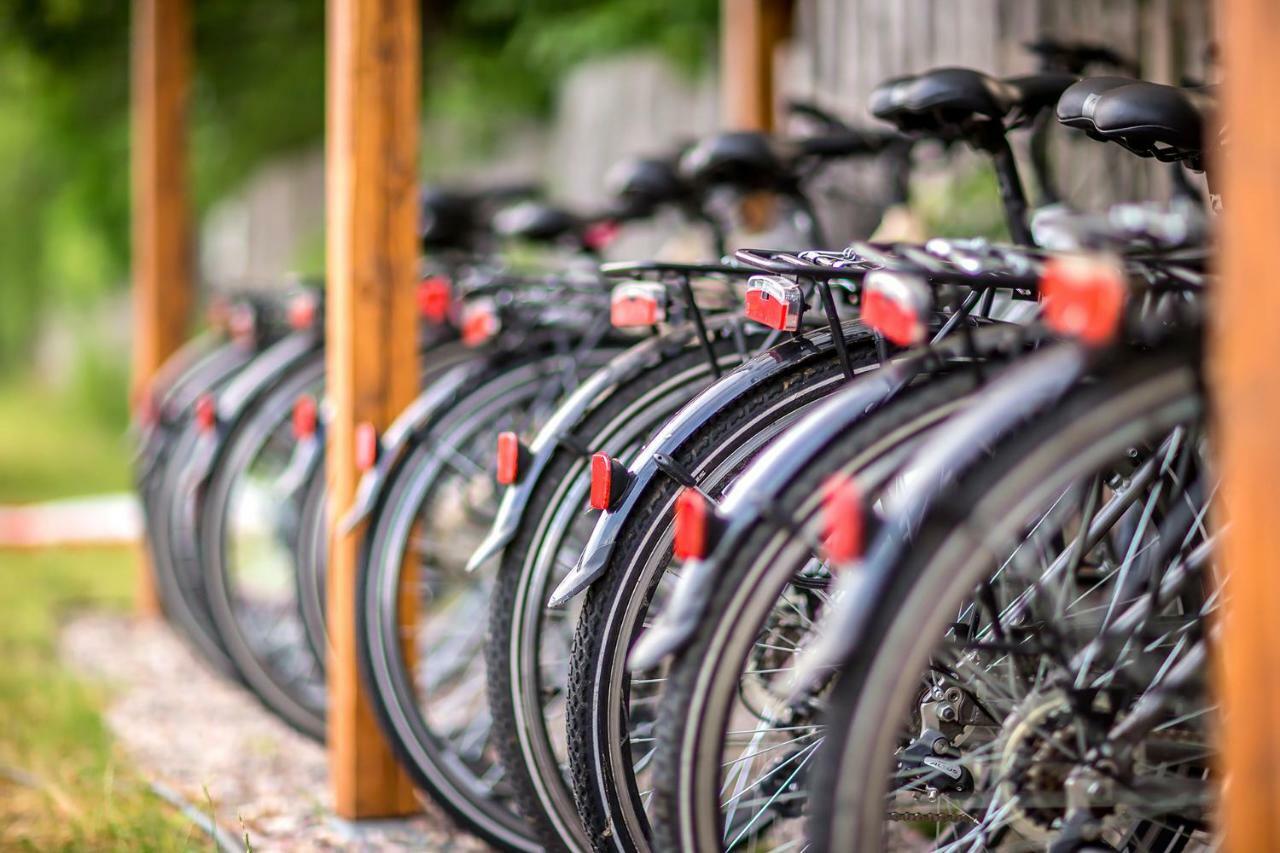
[136,38,1216,853]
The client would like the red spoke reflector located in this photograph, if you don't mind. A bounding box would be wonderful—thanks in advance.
[744,275,804,331]
[417,275,453,324]
[293,395,318,440]
[610,282,667,328]
[862,270,931,347]
[354,422,379,472]
[496,432,528,485]
[1039,254,1127,346]
[673,487,723,561]
[461,302,499,347]
[822,473,864,564]
[590,453,631,511]
[288,292,318,330]
[195,393,217,434]
[584,220,621,251]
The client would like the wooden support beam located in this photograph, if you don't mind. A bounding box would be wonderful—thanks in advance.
[720,0,792,131]
[325,0,421,819]
[1215,1,1280,849]
[131,0,193,617]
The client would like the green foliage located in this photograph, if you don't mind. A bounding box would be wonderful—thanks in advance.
[0,0,718,370]
[0,547,194,849]
[0,378,129,502]
[914,162,1011,242]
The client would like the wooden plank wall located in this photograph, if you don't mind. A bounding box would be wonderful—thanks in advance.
[784,0,1215,231]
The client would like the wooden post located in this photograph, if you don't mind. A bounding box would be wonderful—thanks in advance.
[720,0,792,131]
[1215,1,1280,849]
[131,0,192,617]
[326,0,421,819]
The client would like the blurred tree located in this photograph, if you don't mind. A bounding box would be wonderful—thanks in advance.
[0,0,715,370]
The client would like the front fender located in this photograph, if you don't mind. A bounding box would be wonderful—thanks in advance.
[135,340,255,485]
[792,341,1090,690]
[465,316,749,573]
[548,320,871,608]
[627,361,915,670]
[182,331,323,492]
[341,358,492,533]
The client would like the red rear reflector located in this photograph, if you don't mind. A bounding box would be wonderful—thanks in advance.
[195,393,217,434]
[462,302,499,347]
[584,220,621,251]
[610,283,667,328]
[822,473,864,564]
[744,276,803,331]
[354,422,379,471]
[496,432,528,485]
[1039,255,1127,346]
[590,453,631,511]
[673,487,722,561]
[862,270,930,347]
[293,395,318,440]
[417,275,453,323]
[288,293,318,330]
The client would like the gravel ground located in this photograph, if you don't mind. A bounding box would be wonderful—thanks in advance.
[61,613,489,851]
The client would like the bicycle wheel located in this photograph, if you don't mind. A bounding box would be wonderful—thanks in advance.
[359,349,618,850]
[566,324,885,852]
[200,356,328,737]
[488,325,768,851]
[809,348,1214,851]
[651,365,1003,852]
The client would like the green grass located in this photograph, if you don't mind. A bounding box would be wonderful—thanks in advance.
[0,548,196,849]
[0,380,194,848]
[0,379,130,503]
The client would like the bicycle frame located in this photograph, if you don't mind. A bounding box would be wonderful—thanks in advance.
[465,313,752,573]
[791,339,1092,687]
[547,319,877,608]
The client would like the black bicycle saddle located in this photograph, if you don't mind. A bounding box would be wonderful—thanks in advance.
[605,155,691,215]
[1056,76,1139,137]
[1091,81,1214,165]
[492,201,582,243]
[870,67,1075,138]
[679,131,791,192]
[420,188,480,250]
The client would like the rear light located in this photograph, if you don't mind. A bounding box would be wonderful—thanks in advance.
[229,304,256,344]
[744,275,804,331]
[288,292,318,330]
[673,487,724,561]
[1039,254,1127,346]
[293,395,318,440]
[195,393,217,434]
[610,283,667,328]
[584,220,621,251]
[354,422,379,471]
[822,473,864,564]
[496,432,529,485]
[417,275,453,324]
[461,301,499,347]
[589,453,631,511]
[861,270,931,347]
